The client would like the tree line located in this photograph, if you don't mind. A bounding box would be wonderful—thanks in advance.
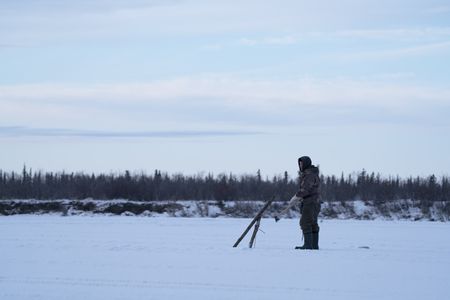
[0,167,449,202]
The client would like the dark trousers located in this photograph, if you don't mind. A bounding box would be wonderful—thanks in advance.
[300,200,320,233]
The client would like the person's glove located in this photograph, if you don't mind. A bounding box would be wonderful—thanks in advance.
[274,215,280,222]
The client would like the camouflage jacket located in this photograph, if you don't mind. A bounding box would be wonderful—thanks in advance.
[296,166,320,203]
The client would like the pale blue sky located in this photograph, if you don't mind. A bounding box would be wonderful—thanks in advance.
[1,0,449,178]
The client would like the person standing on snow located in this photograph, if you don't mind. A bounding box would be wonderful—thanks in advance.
[275,156,321,250]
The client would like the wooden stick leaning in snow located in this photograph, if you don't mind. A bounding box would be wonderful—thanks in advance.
[232,196,274,248]
[248,217,261,248]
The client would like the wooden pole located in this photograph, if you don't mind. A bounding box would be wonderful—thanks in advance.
[233,196,274,248]
[248,217,261,248]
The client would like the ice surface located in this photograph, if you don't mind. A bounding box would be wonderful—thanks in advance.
[1,216,449,300]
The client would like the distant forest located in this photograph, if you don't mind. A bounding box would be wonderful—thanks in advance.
[0,167,449,202]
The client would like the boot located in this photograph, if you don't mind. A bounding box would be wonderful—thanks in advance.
[312,230,319,250]
[295,231,313,250]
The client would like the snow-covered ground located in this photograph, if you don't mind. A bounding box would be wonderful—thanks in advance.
[1,216,449,300]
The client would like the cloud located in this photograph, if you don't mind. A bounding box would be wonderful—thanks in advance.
[1,76,448,107]
[1,0,306,43]
[239,35,299,46]
[0,43,29,48]
[225,27,450,49]
[4,0,444,44]
[0,126,263,138]
[425,5,450,14]
[332,40,450,61]
[0,0,179,14]
[335,27,450,40]
[366,72,416,80]
[1,76,449,132]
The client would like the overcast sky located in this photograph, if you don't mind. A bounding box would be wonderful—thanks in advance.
[1,0,450,178]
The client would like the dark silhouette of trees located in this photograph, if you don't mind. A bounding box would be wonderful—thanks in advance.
[0,167,449,203]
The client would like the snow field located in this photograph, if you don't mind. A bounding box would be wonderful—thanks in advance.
[1,216,449,300]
